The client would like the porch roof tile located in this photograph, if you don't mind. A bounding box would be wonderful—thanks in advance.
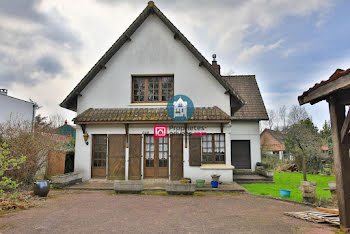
[74,106,230,124]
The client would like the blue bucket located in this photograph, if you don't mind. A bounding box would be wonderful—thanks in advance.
[280,189,291,198]
[211,181,218,188]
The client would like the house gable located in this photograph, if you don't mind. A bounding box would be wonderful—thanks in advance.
[260,129,285,151]
[60,1,243,113]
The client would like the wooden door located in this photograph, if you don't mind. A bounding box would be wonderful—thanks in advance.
[144,135,155,178]
[231,140,251,169]
[108,134,125,180]
[129,134,142,180]
[92,135,107,178]
[157,137,169,178]
[171,134,183,180]
[144,135,169,178]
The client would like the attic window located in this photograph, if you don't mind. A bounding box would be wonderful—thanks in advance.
[132,75,174,103]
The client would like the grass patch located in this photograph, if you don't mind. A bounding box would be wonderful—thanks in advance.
[242,171,335,202]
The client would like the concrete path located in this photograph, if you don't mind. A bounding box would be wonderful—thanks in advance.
[0,190,335,234]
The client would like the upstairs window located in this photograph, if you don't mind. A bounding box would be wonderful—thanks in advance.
[132,75,174,103]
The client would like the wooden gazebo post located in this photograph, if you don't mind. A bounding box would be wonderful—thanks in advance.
[298,69,350,230]
[328,96,350,229]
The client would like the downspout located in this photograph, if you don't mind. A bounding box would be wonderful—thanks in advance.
[32,103,36,135]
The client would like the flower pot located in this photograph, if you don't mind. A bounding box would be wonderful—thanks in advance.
[328,181,336,190]
[180,179,190,184]
[280,189,290,198]
[196,179,205,188]
[211,175,221,182]
[33,180,50,197]
[211,181,218,188]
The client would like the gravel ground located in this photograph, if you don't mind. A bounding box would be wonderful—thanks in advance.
[0,190,336,234]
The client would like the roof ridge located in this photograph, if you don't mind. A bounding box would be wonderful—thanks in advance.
[60,2,244,111]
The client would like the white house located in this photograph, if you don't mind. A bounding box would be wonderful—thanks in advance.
[60,2,268,182]
[0,89,36,124]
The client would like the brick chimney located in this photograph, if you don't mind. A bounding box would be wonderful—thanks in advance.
[0,89,8,96]
[211,54,220,75]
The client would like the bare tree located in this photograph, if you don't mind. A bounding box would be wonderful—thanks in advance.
[285,118,321,181]
[288,105,308,126]
[49,113,66,129]
[279,105,287,133]
[268,109,277,130]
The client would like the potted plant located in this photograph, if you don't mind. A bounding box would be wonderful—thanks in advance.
[196,179,205,188]
[33,180,50,197]
[211,174,221,182]
[179,177,191,184]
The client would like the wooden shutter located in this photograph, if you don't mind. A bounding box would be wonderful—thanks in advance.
[170,135,183,180]
[189,135,201,166]
[129,134,142,180]
[108,134,125,180]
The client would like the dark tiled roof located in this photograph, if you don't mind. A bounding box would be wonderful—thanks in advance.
[262,129,285,144]
[298,68,350,105]
[60,1,244,112]
[224,75,268,120]
[74,106,230,123]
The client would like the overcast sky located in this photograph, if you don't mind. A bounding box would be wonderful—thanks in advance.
[1,0,349,128]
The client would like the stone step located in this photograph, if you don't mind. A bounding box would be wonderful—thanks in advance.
[234,180,275,184]
[233,174,274,184]
[233,169,254,175]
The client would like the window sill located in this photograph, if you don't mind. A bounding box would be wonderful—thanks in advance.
[129,103,168,106]
[200,164,235,170]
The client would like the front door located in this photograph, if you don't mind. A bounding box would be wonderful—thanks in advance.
[144,135,169,178]
[231,140,251,169]
[92,134,107,178]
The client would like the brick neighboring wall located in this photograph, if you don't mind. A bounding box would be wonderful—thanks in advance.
[260,131,285,151]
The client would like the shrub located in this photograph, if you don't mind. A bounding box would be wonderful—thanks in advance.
[0,119,56,184]
[0,142,26,194]
[261,151,280,170]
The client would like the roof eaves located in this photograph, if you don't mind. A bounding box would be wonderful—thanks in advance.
[152,5,245,105]
[59,6,152,111]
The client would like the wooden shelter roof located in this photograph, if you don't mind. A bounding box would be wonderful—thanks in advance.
[298,68,350,105]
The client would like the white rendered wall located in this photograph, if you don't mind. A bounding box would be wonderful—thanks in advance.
[76,14,230,115]
[74,124,126,181]
[183,123,233,182]
[75,123,234,181]
[230,121,261,171]
[0,95,34,123]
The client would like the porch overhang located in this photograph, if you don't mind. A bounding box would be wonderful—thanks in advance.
[73,106,231,124]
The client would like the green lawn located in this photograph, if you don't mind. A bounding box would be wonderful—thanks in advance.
[242,172,336,202]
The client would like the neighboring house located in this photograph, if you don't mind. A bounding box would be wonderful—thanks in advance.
[46,133,75,178]
[260,129,328,161]
[56,120,76,139]
[322,145,329,154]
[60,2,268,182]
[0,89,36,124]
[260,129,286,160]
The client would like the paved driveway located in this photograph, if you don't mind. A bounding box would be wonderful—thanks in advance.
[0,191,335,233]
